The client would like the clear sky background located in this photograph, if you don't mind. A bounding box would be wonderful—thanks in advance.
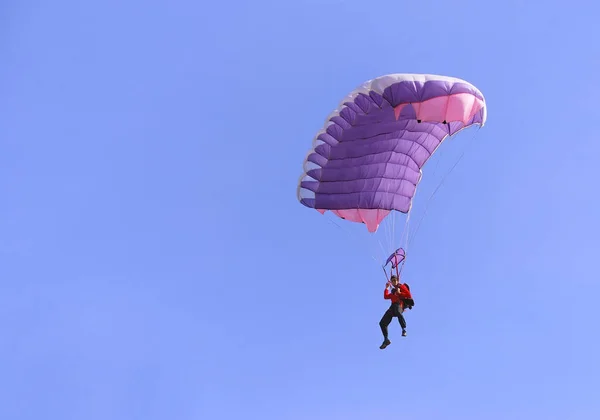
[2,1,599,419]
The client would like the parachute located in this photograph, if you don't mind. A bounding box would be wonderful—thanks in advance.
[385,248,406,269]
[297,73,487,269]
[383,247,406,280]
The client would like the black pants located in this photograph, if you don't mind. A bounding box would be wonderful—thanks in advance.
[379,303,406,339]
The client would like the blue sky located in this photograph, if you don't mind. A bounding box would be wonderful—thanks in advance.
[1,0,599,419]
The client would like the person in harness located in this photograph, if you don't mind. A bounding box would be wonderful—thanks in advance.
[379,274,414,349]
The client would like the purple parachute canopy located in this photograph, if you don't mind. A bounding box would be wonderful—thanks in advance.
[385,248,406,269]
[297,74,487,232]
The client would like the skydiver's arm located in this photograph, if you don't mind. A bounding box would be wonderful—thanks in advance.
[396,285,411,299]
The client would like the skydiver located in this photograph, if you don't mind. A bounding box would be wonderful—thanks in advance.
[379,275,413,349]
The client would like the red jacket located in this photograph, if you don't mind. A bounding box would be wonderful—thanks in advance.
[384,284,412,308]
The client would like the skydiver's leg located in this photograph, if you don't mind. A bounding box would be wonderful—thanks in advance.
[379,307,393,338]
[379,307,394,349]
[392,303,407,336]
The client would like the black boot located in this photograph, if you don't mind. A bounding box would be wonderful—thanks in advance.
[379,338,391,349]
